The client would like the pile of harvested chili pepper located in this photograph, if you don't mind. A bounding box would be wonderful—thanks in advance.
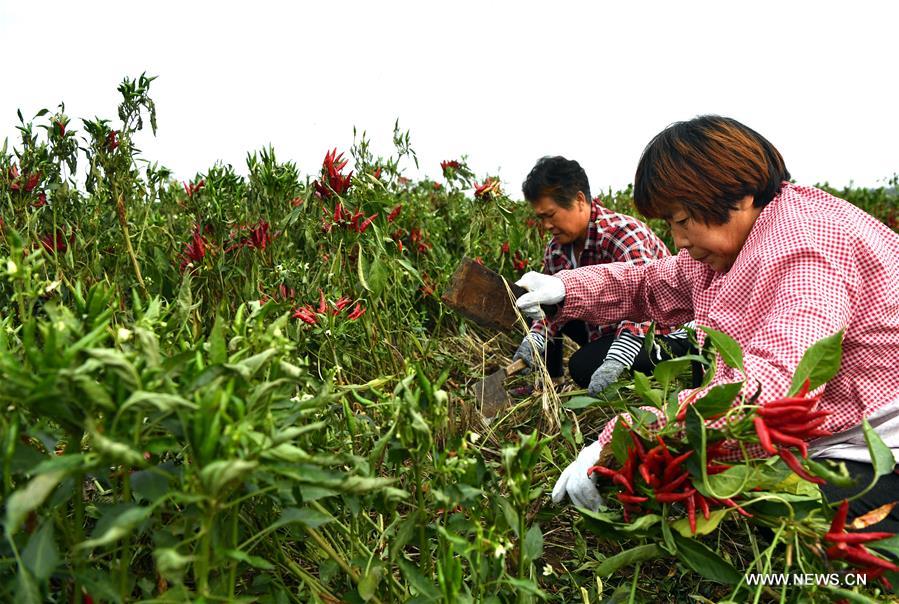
[824,500,899,588]
[587,430,750,531]
[753,379,833,484]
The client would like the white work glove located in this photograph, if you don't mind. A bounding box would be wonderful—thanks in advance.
[587,359,628,396]
[551,440,605,510]
[514,272,565,320]
[512,332,546,375]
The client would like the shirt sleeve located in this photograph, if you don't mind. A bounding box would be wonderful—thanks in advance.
[555,252,696,329]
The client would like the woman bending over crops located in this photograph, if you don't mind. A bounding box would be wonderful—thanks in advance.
[512,156,695,395]
[515,116,899,519]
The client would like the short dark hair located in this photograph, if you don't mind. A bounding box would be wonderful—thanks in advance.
[634,116,790,224]
[522,156,591,209]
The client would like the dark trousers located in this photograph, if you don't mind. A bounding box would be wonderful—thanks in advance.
[821,460,899,534]
[545,320,699,387]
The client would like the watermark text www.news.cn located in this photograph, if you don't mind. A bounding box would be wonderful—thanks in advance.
[745,573,870,587]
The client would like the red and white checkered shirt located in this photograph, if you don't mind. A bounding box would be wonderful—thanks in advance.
[530,198,677,342]
[555,183,899,452]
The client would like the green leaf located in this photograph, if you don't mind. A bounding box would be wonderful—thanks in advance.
[358,564,384,601]
[357,246,372,292]
[208,314,227,365]
[672,533,741,584]
[862,418,895,478]
[632,371,663,408]
[118,391,198,414]
[692,382,743,418]
[223,548,275,570]
[503,577,548,598]
[523,524,543,564]
[225,349,278,380]
[5,470,65,534]
[130,469,170,502]
[671,509,728,538]
[398,559,440,601]
[272,506,334,530]
[701,326,744,372]
[77,505,152,550]
[22,520,59,581]
[562,395,603,410]
[15,567,41,604]
[788,330,844,395]
[199,459,258,496]
[595,544,663,576]
[499,498,519,536]
[652,357,701,393]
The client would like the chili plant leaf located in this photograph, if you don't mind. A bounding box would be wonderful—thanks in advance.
[595,544,663,576]
[700,326,744,372]
[862,418,894,478]
[671,509,728,538]
[5,470,65,534]
[523,524,543,564]
[787,330,844,395]
[672,533,741,584]
[21,520,59,581]
[76,505,152,550]
[692,381,743,418]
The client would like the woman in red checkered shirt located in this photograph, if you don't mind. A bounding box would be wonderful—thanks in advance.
[515,117,899,528]
[512,156,696,395]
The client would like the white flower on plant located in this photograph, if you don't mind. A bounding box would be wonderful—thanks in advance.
[493,542,507,558]
[6,260,17,275]
[542,564,554,576]
[117,327,133,342]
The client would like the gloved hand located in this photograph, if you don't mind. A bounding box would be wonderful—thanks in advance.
[551,440,605,510]
[512,332,546,374]
[587,359,628,397]
[514,272,565,320]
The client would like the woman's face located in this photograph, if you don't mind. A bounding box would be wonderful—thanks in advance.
[666,195,762,272]
[531,192,591,245]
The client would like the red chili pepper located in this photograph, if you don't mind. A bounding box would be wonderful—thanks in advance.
[687,490,697,534]
[630,434,647,460]
[639,463,652,485]
[612,472,634,494]
[774,416,830,436]
[721,498,753,517]
[757,405,812,418]
[841,547,899,572]
[662,450,693,482]
[587,465,618,479]
[797,378,811,397]
[767,427,809,458]
[825,532,895,544]
[659,472,691,494]
[765,395,817,410]
[656,436,674,462]
[830,500,849,533]
[706,462,732,475]
[696,492,710,520]
[317,289,327,314]
[358,213,378,233]
[754,417,778,455]
[777,447,825,484]
[617,494,649,504]
[655,489,696,503]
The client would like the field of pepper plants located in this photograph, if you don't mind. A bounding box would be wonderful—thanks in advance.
[2,75,899,604]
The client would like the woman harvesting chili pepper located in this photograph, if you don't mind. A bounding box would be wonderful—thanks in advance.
[515,116,899,524]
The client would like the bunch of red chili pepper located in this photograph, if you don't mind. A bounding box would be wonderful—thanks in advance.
[225,220,274,252]
[824,500,898,588]
[322,201,378,235]
[292,289,360,325]
[587,431,749,531]
[473,177,501,201]
[753,380,832,484]
[183,179,205,198]
[314,148,352,199]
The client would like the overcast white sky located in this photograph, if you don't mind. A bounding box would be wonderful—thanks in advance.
[1,1,897,195]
